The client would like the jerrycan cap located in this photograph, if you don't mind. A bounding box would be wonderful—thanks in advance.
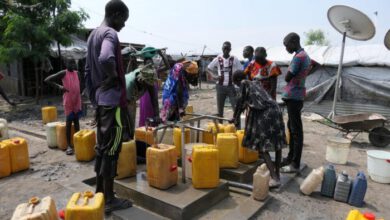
[83,191,94,198]
[13,139,20,144]
[29,197,40,205]
[363,212,376,220]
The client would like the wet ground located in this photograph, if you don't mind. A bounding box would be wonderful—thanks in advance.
[0,84,389,219]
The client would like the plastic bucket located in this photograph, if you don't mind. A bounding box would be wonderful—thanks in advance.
[367,150,390,183]
[326,137,351,164]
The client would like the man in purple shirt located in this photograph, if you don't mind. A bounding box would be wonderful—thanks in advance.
[85,0,132,213]
[281,32,311,173]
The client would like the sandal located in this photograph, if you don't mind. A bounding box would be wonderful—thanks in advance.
[105,198,133,214]
[269,178,281,188]
[280,164,299,173]
[66,147,74,155]
[281,158,292,167]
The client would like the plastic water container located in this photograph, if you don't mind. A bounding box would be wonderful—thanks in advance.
[326,136,351,164]
[0,142,11,178]
[334,171,352,203]
[236,130,258,164]
[4,138,30,173]
[346,209,379,220]
[11,196,58,220]
[135,126,155,145]
[45,122,59,148]
[216,133,239,168]
[0,118,9,140]
[41,106,57,124]
[321,164,337,197]
[173,128,190,157]
[252,163,270,201]
[367,150,390,184]
[116,141,137,179]
[191,144,219,189]
[66,191,104,220]
[348,171,367,207]
[56,123,75,150]
[73,130,96,162]
[184,143,205,179]
[202,122,224,144]
[300,166,325,195]
[147,144,178,189]
[223,124,236,133]
[157,128,173,145]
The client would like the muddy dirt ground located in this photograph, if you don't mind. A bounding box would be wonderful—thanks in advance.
[0,84,389,220]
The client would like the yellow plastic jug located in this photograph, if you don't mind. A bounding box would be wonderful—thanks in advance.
[41,106,57,124]
[11,196,58,220]
[135,126,155,145]
[56,123,75,150]
[252,163,270,201]
[116,141,137,179]
[202,122,224,144]
[346,209,381,220]
[182,105,193,121]
[65,191,104,220]
[191,144,219,189]
[216,133,239,168]
[5,138,30,173]
[73,130,96,162]
[223,124,236,133]
[300,166,325,195]
[0,142,11,178]
[173,127,190,157]
[236,130,258,164]
[147,144,178,189]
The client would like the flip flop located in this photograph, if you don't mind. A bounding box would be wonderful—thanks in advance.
[269,179,281,188]
[105,198,133,214]
[280,164,299,173]
[66,147,74,155]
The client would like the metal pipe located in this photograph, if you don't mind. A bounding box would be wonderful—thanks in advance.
[227,181,253,191]
[181,125,186,183]
[329,31,347,119]
[196,119,201,142]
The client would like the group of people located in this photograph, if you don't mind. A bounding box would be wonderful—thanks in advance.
[42,0,317,213]
[207,34,317,187]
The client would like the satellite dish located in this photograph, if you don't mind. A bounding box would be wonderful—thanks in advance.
[328,5,375,41]
[327,5,376,118]
[385,30,390,50]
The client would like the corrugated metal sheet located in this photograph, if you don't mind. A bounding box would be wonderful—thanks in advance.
[303,101,390,120]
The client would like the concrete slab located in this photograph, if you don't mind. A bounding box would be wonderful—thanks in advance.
[220,160,262,183]
[221,196,270,220]
[112,207,167,220]
[113,166,229,220]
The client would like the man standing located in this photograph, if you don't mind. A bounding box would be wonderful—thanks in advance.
[242,46,254,70]
[85,0,132,213]
[280,33,312,173]
[207,41,242,119]
[244,47,281,100]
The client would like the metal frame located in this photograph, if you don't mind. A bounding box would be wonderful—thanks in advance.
[150,113,231,183]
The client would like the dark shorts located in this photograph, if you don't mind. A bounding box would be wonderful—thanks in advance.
[95,106,131,178]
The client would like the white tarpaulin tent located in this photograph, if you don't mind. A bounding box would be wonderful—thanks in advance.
[232,44,390,67]
[49,36,87,60]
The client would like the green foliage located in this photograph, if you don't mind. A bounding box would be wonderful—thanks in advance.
[304,29,330,46]
[0,0,89,63]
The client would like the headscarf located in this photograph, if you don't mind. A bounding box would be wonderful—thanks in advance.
[135,64,157,85]
[182,61,198,75]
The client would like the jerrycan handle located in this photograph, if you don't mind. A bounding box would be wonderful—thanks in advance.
[170,165,178,172]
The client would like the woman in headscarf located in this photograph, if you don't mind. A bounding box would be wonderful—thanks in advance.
[161,61,198,122]
[232,70,286,188]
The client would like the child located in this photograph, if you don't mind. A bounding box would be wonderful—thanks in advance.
[231,70,286,187]
[44,59,81,155]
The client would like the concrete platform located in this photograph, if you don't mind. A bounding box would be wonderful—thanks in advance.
[113,166,229,220]
[220,160,262,183]
[112,207,167,220]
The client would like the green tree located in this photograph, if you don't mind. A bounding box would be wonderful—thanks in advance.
[304,29,330,46]
[0,0,88,100]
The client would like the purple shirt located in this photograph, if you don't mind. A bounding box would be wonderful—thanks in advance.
[85,26,121,107]
[282,48,311,101]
